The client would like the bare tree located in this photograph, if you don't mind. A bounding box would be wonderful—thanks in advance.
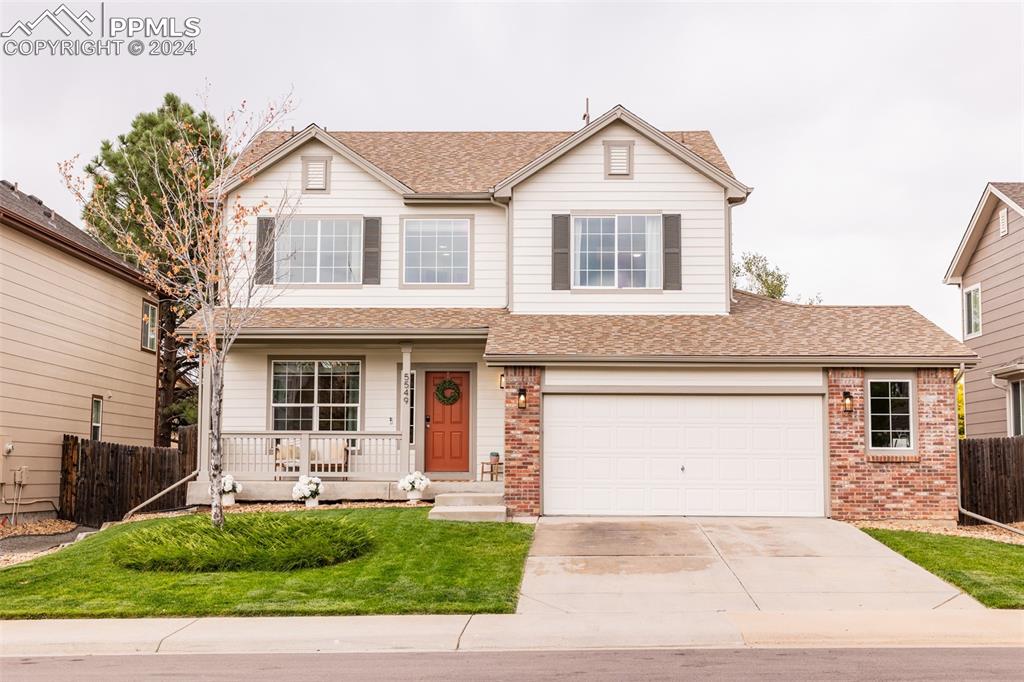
[62,90,297,528]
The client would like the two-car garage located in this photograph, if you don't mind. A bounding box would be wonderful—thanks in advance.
[542,391,826,517]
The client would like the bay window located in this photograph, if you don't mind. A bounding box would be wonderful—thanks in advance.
[572,214,662,288]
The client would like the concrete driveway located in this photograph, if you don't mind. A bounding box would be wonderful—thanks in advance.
[517,517,982,614]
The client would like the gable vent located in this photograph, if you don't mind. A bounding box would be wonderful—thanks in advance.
[303,158,329,192]
[604,141,634,178]
[999,207,1008,236]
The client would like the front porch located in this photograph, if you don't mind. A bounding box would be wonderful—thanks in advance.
[187,333,507,506]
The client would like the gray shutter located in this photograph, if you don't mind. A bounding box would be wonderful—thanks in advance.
[255,217,275,285]
[362,217,381,285]
[551,214,571,290]
[662,214,681,290]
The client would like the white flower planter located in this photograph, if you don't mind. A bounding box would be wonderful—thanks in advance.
[222,492,236,507]
[305,498,319,508]
[407,490,423,504]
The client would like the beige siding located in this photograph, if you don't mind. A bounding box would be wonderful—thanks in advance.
[510,121,730,314]
[227,140,507,308]
[961,200,1024,437]
[221,342,503,473]
[0,225,157,513]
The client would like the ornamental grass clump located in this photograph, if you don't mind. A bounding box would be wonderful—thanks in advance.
[109,513,373,573]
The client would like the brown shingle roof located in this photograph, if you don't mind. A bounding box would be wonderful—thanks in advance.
[233,129,734,194]
[991,182,1024,210]
[485,292,974,361]
[196,292,974,364]
[0,180,144,283]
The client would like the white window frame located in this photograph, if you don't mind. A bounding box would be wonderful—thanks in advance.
[400,216,473,288]
[570,213,663,290]
[867,379,914,451]
[141,300,158,353]
[90,396,103,441]
[963,283,982,339]
[270,359,362,432]
[273,216,363,285]
[1010,380,1023,437]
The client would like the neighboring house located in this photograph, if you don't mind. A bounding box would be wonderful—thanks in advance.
[187,105,974,520]
[0,181,157,518]
[945,182,1024,438]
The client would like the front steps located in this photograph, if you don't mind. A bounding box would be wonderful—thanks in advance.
[428,492,507,522]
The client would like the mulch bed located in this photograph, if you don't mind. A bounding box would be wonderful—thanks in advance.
[855,519,1024,546]
[0,519,77,540]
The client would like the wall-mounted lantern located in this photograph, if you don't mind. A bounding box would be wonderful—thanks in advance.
[842,391,854,413]
[517,388,527,409]
[499,373,506,390]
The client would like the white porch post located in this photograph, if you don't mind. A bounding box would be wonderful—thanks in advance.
[400,343,413,472]
[196,353,211,482]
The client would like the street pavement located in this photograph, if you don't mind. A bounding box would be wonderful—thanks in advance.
[4,648,1023,681]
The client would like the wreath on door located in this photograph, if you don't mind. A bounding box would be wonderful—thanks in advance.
[434,378,462,406]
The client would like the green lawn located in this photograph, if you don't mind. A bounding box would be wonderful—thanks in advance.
[862,528,1024,609]
[0,508,534,619]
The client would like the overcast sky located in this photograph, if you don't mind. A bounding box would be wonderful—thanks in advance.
[2,1,1022,336]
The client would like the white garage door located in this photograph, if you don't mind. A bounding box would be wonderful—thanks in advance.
[543,394,825,516]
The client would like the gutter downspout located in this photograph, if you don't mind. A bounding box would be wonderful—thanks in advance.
[122,468,200,521]
[489,194,512,311]
[956,449,1024,536]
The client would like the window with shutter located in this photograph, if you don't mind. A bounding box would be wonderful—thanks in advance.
[604,141,634,178]
[302,157,330,192]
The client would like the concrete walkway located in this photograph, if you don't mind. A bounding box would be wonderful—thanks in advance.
[518,517,982,614]
[2,610,1022,656]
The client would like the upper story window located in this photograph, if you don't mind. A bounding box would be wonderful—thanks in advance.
[402,217,471,286]
[90,396,103,441]
[572,215,662,289]
[963,284,981,338]
[604,140,634,178]
[141,300,158,352]
[868,380,913,450]
[271,360,361,431]
[275,217,362,284]
[302,156,331,193]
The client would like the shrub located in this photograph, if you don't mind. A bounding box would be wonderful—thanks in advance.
[109,513,373,572]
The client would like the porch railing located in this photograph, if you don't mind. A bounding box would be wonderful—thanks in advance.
[221,431,409,481]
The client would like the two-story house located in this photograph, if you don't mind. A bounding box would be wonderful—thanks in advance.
[188,105,974,521]
[1,181,158,520]
[945,182,1024,438]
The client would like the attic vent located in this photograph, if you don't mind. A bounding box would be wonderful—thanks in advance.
[302,157,330,193]
[999,207,1009,237]
[604,141,634,179]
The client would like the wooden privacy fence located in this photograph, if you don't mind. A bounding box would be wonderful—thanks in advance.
[59,425,198,527]
[959,436,1024,526]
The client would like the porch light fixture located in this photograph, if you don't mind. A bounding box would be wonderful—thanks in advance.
[499,373,506,390]
[517,388,527,409]
[842,391,853,413]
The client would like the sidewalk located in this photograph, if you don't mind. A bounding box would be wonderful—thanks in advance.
[2,610,1022,656]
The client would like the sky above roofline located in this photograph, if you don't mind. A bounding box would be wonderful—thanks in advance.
[1,1,1021,338]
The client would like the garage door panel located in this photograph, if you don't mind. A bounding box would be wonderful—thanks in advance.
[543,394,825,517]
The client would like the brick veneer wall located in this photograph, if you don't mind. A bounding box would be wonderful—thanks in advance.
[828,368,958,520]
[503,367,542,516]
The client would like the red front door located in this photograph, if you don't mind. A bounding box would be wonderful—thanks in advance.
[424,371,470,473]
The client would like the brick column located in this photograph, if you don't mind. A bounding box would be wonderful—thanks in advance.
[503,367,542,516]
[827,367,958,520]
